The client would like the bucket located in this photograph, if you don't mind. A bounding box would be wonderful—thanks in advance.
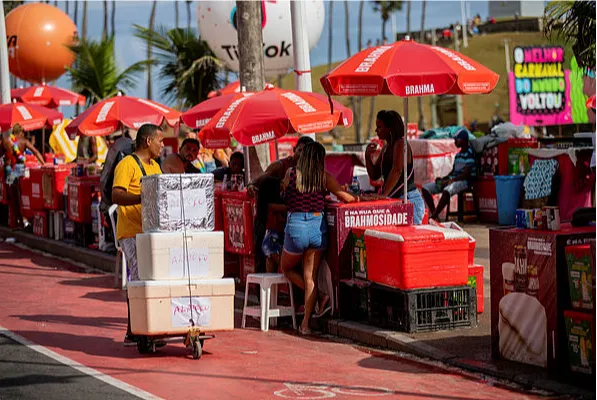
[494,175,524,225]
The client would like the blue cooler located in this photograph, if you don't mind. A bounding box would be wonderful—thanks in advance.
[495,175,524,225]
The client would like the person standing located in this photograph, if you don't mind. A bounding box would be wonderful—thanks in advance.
[280,142,358,335]
[111,124,163,345]
[364,110,426,224]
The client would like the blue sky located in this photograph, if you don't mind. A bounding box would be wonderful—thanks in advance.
[45,0,491,110]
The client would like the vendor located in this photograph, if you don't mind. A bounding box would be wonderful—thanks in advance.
[421,129,476,221]
[212,151,245,182]
[161,138,202,174]
[364,110,425,224]
[76,135,99,164]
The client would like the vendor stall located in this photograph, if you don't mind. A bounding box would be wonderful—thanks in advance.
[490,223,595,373]
[410,139,458,187]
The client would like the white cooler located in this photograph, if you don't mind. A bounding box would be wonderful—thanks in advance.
[128,278,235,336]
[136,232,224,280]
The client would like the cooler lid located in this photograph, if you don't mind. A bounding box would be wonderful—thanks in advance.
[364,225,469,242]
[127,279,233,288]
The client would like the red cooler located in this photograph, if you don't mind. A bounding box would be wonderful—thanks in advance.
[19,175,34,220]
[29,166,45,210]
[67,176,100,224]
[326,200,413,286]
[221,191,256,255]
[42,164,73,210]
[475,176,498,223]
[365,225,469,290]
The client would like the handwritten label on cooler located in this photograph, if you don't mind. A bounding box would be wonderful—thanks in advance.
[171,297,211,328]
[169,247,210,278]
[166,188,207,222]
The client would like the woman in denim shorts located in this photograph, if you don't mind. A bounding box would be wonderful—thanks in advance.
[280,142,358,335]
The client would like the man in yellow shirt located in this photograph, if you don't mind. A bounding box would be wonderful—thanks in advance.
[112,123,163,345]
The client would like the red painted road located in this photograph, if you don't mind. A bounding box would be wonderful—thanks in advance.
[1,243,548,400]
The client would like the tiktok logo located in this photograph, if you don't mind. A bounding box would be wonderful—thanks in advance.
[230,0,269,30]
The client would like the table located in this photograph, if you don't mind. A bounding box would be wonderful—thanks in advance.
[490,223,595,371]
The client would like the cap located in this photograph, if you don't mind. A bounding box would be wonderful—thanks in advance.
[455,129,469,141]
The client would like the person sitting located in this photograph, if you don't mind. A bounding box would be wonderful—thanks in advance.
[364,110,426,224]
[280,142,358,335]
[421,130,477,221]
[161,138,202,174]
[213,151,245,182]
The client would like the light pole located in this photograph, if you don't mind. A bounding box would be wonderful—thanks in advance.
[0,0,12,104]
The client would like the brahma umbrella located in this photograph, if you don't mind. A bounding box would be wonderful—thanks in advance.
[65,94,181,139]
[207,81,274,99]
[320,37,499,201]
[11,84,85,108]
[198,86,353,149]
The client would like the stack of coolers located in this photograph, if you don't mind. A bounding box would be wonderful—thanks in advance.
[341,222,479,333]
[563,242,595,376]
[128,174,234,337]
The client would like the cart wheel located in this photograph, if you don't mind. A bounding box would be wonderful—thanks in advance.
[192,339,202,359]
[137,336,151,354]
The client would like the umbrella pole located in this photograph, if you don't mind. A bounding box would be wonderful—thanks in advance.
[243,146,251,187]
[403,98,408,204]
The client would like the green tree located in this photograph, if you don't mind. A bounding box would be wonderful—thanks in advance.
[3,0,22,15]
[544,0,596,70]
[67,38,149,106]
[133,25,221,108]
[372,0,403,42]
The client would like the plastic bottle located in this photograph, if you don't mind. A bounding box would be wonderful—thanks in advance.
[350,176,361,195]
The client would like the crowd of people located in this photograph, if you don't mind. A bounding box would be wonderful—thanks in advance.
[1,106,481,340]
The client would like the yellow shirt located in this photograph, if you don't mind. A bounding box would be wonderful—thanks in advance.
[113,155,162,240]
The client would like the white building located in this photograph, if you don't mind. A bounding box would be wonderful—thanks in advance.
[489,1,546,18]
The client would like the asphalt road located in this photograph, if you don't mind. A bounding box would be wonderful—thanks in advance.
[0,333,144,400]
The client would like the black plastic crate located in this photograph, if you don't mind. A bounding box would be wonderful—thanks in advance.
[339,279,371,322]
[368,283,477,333]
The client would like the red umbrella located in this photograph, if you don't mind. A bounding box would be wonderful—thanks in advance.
[198,87,353,149]
[207,81,274,99]
[321,38,499,97]
[11,84,85,108]
[65,94,181,139]
[321,37,499,202]
[182,93,249,129]
[0,101,63,132]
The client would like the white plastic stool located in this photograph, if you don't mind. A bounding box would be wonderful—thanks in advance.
[241,273,296,332]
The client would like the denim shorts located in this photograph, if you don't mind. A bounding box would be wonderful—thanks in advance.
[283,212,328,254]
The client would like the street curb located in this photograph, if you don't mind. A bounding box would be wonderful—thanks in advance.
[313,318,594,399]
[0,227,116,273]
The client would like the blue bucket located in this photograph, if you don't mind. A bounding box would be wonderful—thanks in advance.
[495,175,525,225]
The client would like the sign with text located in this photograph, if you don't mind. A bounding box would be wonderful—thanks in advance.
[171,297,211,328]
[166,188,207,222]
[169,247,210,278]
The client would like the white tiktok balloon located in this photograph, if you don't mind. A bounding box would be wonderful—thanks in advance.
[197,0,325,75]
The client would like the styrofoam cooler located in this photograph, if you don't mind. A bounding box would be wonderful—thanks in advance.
[365,225,469,290]
[127,278,235,336]
[136,232,224,280]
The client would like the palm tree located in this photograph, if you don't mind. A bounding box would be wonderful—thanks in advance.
[67,38,149,106]
[73,1,78,30]
[417,0,427,130]
[372,1,403,43]
[111,0,116,38]
[344,1,361,141]
[406,0,411,37]
[133,25,221,108]
[369,1,403,137]
[65,0,69,16]
[102,0,108,40]
[544,0,596,71]
[186,0,192,31]
[327,0,333,72]
[147,0,158,100]
[175,1,180,29]
[82,0,88,41]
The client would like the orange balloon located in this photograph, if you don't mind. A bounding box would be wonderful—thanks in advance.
[5,3,78,84]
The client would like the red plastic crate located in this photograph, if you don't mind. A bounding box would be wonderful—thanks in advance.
[468,265,484,314]
[221,191,256,255]
[365,225,469,290]
[42,164,73,210]
[67,176,100,224]
[475,175,498,223]
[29,166,45,210]
[31,210,48,238]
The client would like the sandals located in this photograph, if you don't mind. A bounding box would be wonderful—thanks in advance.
[298,326,312,335]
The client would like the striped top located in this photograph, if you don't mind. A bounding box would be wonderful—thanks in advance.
[283,168,326,213]
[450,146,477,182]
